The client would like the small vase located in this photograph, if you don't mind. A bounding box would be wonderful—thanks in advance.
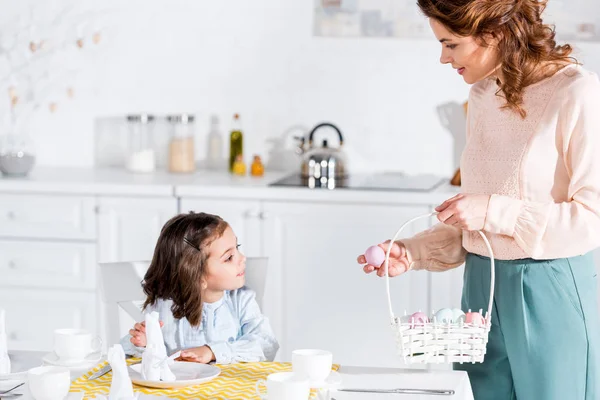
[0,133,36,177]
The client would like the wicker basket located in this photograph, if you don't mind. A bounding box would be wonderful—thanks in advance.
[384,212,495,364]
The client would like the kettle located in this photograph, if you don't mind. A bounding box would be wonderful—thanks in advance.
[299,122,347,184]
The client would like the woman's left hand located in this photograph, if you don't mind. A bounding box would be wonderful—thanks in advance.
[177,346,215,364]
[435,194,491,231]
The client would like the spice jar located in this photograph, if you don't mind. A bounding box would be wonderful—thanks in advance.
[167,114,196,173]
[126,114,156,173]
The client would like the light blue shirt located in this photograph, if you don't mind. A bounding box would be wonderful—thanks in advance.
[121,287,279,364]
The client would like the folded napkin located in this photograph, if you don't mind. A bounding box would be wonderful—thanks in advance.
[141,312,175,382]
[107,344,135,400]
[0,309,11,375]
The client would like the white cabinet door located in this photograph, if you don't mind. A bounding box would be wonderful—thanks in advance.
[0,240,97,290]
[0,288,96,351]
[97,197,178,263]
[262,201,430,367]
[180,198,263,257]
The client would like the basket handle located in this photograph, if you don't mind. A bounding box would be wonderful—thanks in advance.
[384,212,495,324]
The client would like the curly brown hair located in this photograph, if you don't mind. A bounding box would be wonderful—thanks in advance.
[417,0,577,117]
[142,212,228,326]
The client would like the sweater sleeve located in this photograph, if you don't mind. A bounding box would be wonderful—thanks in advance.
[482,74,600,258]
[208,289,279,364]
[402,223,466,272]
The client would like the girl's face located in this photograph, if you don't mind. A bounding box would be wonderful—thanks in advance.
[429,18,500,84]
[203,226,246,292]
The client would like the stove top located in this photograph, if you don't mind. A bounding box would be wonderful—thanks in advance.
[269,173,446,191]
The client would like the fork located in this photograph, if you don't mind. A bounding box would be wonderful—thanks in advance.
[0,383,24,395]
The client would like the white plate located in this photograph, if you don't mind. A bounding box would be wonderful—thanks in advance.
[42,352,102,368]
[310,371,343,389]
[129,361,221,389]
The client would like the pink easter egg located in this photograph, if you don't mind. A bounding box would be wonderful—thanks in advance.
[364,245,386,266]
[465,312,485,327]
[409,311,429,328]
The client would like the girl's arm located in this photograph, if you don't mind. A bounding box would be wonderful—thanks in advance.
[208,289,279,364]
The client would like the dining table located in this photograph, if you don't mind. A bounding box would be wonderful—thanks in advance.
[1,350,474,400]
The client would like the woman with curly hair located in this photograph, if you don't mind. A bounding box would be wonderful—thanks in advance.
[358,1,600,398]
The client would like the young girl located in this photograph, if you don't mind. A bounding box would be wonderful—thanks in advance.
[121,212,279,364]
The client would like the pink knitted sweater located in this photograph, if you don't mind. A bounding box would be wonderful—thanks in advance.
[404,64,600,270]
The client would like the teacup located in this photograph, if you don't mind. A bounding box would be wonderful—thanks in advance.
[54,329,101,362]
[27,366,70,400]
[292,349,333,385]
[255,371,310,400]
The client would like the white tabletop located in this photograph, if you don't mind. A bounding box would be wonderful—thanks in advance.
[2,351,473,400]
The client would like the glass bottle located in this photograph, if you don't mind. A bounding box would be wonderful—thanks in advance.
[206,115,223,170]
[125,114,156,173]
[167,114,196,173]
[250,155,264,177]
[229,113,243,173]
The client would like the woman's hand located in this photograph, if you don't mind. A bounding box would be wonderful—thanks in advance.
[435,194,490,231]
[357,241,410,277]
[178,346,215,364]
[129,320,164,347]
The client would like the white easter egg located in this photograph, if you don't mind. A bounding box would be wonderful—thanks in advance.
[452,308,466,324]
[434,308,454,324]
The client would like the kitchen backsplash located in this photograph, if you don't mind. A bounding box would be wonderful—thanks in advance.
[9,0,600,176]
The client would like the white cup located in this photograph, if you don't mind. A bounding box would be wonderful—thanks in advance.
[54,328,101,362]
[27,366,70,400]
[255,371,310,400]
[292,349,333,385]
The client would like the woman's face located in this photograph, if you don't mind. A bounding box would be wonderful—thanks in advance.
[429,18,500,84]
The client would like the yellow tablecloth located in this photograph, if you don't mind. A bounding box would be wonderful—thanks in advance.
[70,360,339,399]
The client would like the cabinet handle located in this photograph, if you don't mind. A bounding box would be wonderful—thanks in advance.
[8,260,17,269]
[6,211,16,220]
[244,210,260,218]
[259,212,269,220]
[8,332,17,341]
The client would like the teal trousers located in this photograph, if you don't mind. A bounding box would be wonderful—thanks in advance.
[454,253,600,400]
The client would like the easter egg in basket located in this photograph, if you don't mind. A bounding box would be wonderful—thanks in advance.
[409,311,429,328]
[433,308,454,324]
[465,311,485,326]
[452,308,466,324]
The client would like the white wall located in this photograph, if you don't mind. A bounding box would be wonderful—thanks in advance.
[8,0,600,176]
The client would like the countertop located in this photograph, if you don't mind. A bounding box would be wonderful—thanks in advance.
[0,167,460,205]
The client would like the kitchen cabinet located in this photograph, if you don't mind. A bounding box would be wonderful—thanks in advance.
[0,192,98,352]
[96,197,178,263]
[261,200,432,367]
[180,198,263,258]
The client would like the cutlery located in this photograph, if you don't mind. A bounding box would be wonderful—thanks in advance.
[88,360,141,380]
[0,394,23,399]
[336,387,455,396]
[0,383,24,395]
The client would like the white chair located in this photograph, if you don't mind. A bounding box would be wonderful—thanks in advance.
[99,257,269,347]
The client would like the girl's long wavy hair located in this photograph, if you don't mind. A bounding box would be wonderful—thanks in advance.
[142,212,228,326]
[417,0,577,117]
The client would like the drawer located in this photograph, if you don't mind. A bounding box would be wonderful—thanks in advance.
[0,288,97,352]
[0,240,96,290]
[0,194,96,240]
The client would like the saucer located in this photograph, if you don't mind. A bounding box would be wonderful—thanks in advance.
[42,352,102,368]
[310,371,342,389]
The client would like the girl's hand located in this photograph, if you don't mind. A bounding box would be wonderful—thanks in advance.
[178,346,215,364]
[357,241,410,277]
[129,320,165,347]
[435,194,490,231]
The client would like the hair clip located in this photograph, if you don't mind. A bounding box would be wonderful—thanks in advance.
[183,237,200,251]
